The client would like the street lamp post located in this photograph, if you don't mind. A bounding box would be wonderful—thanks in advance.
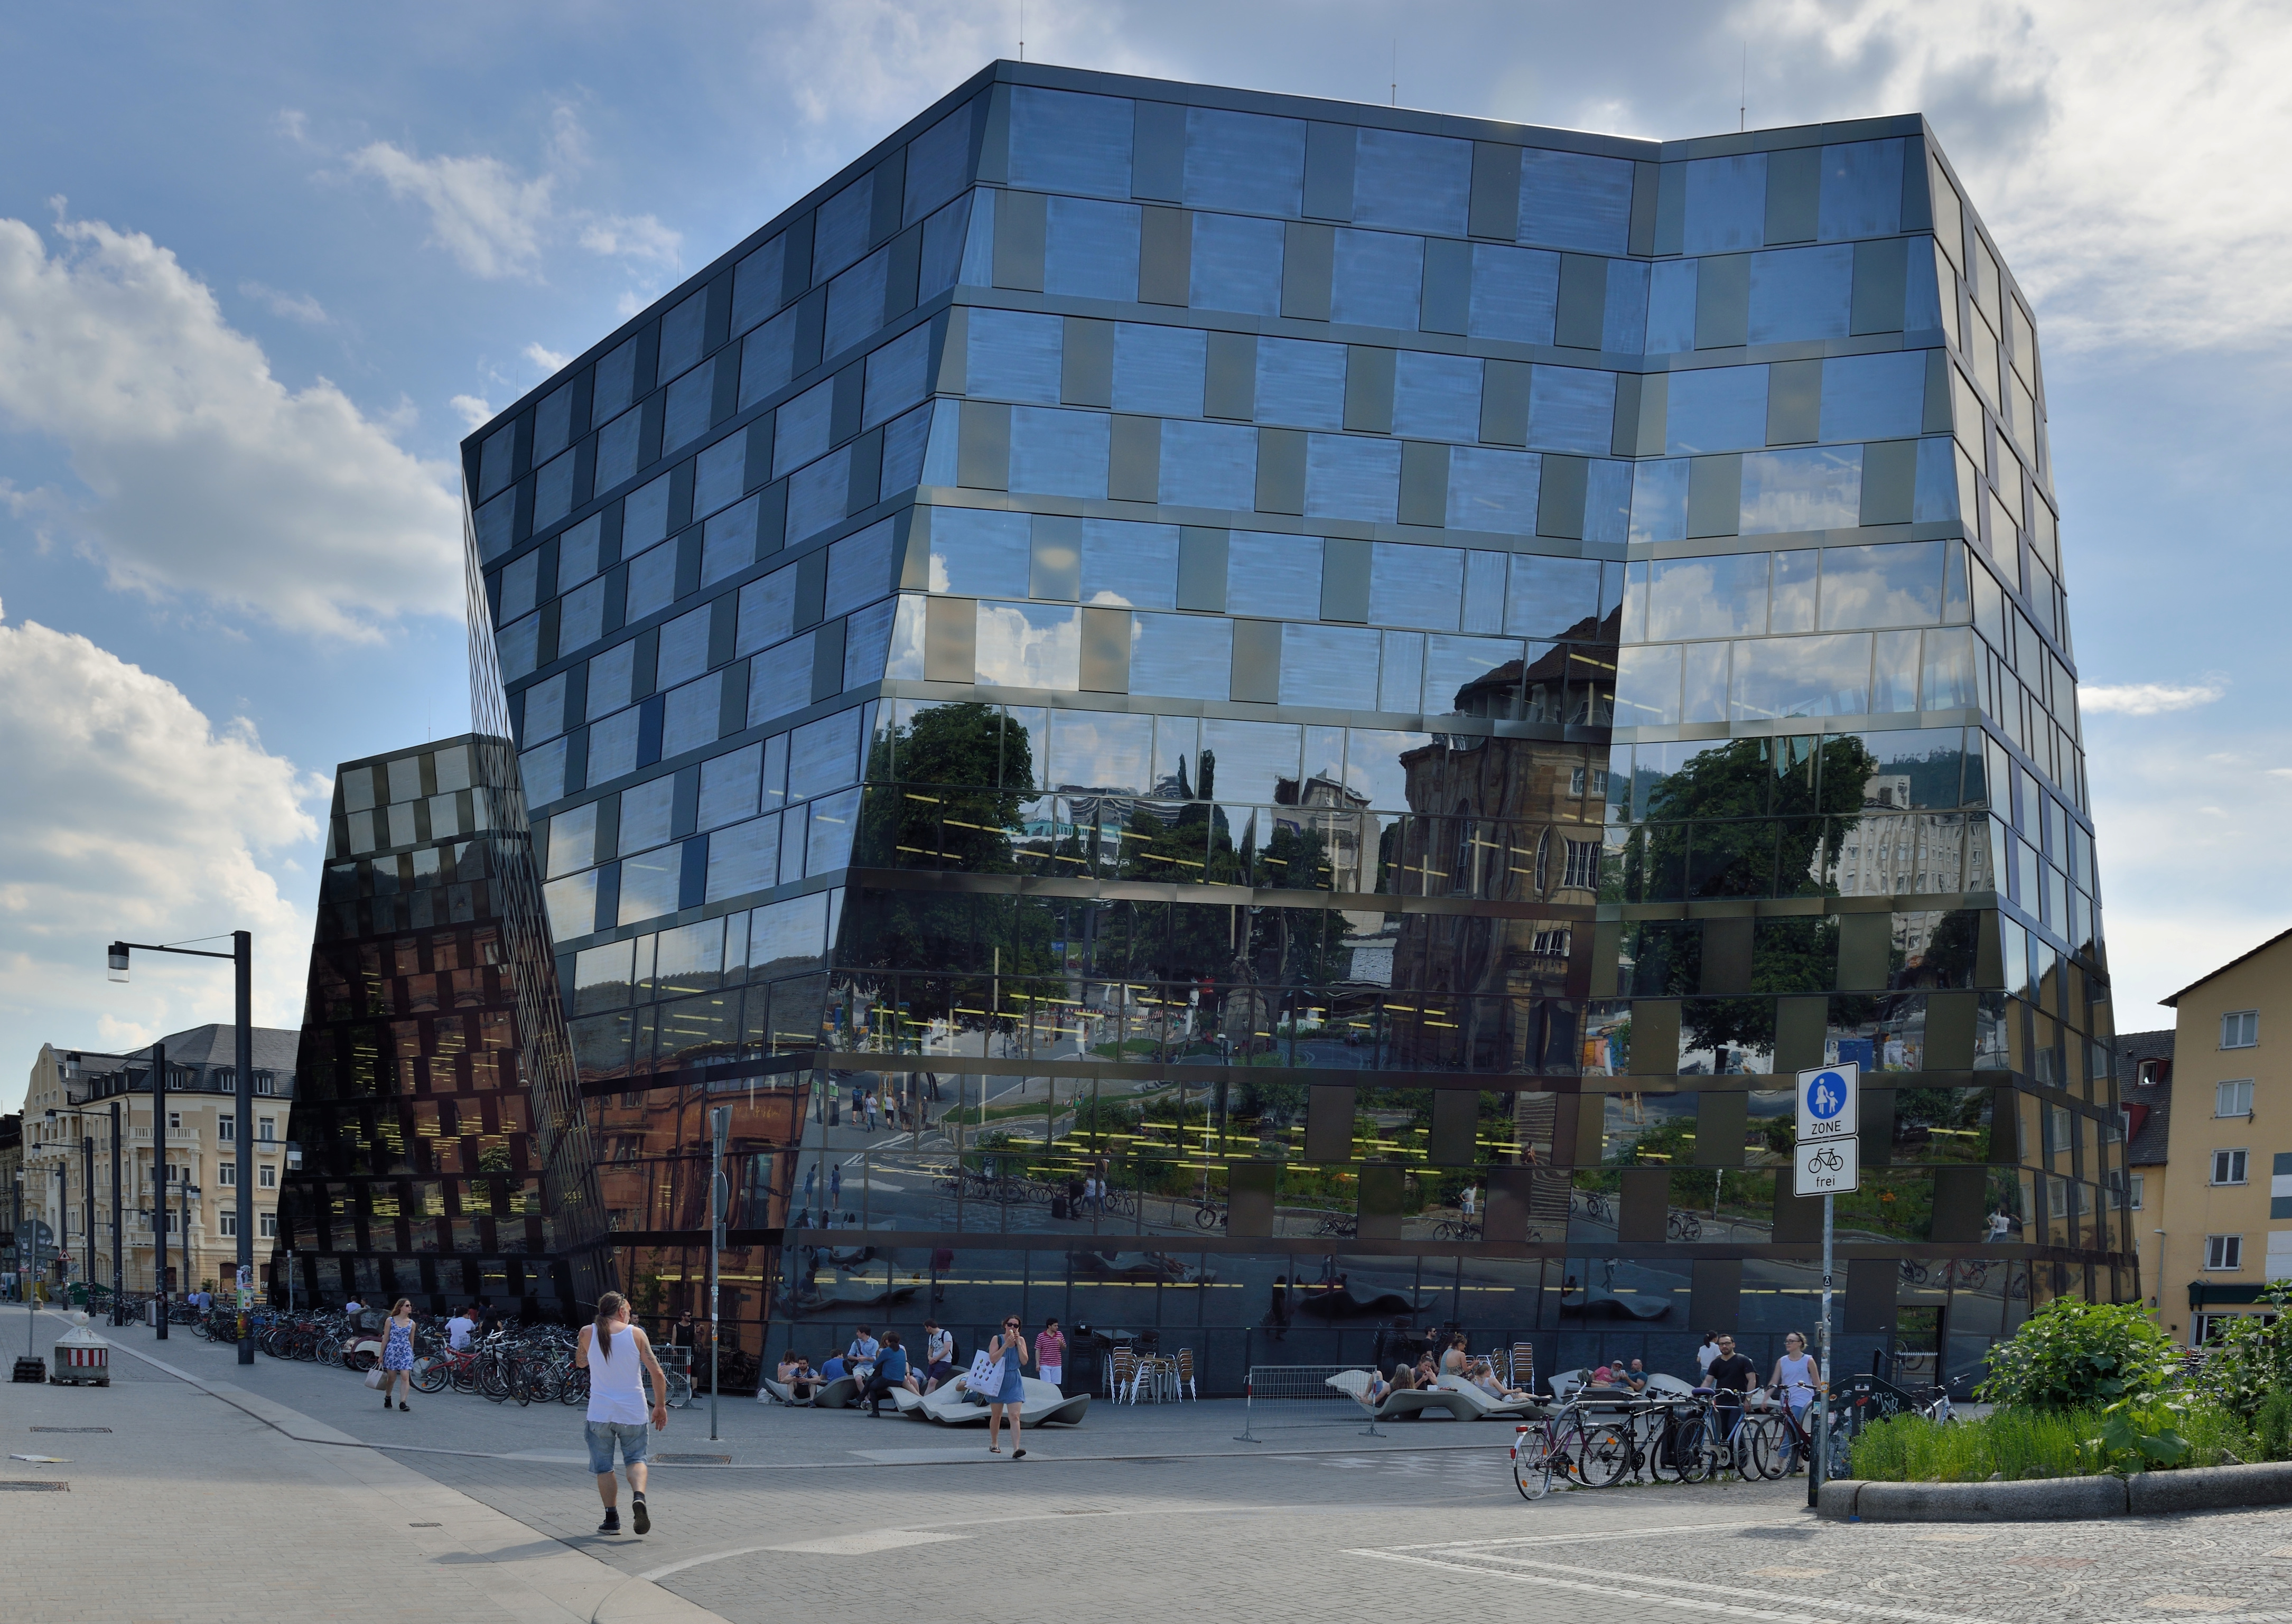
[109,933,256,1363]
[109,1103,124,1327]
[152,1040,168,1339]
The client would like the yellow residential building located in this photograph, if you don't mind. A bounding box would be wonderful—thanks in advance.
[2157,928,2292,1344]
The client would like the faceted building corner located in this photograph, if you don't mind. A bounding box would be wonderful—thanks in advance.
[274,734,606,1315]
[452,60,2115,1390]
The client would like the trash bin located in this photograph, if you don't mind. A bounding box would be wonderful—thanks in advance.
[146,1299,160,1328]
[51,1313,110,1387]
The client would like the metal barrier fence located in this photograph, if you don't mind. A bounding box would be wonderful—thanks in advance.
[1235,1364,1386,1442]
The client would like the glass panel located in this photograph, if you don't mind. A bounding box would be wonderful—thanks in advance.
[1503,554,1605,639]
[1188,213,1284,316]
[966,309,1063,405]
[1044,197,1140,301]
[1747,246,1853,344]
[1729,634,1872,721]
[1646,553,1768,640]
[1517,148,1634,254]
[1443,447,1539,534]
[1330,228,1423,330]
[1818,139,1904,241]
[1183,107,1306,215]
[1280,624,1381,710]
[1129,614,1232,702]
[1228,531,1323,617]
[1112,323,1206,416]
[1352,128,1470,235]
[1255,338,1347,430]
[1392,351,1482,442]
[927,508,1031,597]
[974,603,1080,690]
[1819,539,1945,630]
[1645,260,1697,353]
[1682,154,1766,256]
[1468,244,1559,343]
[1629,460,1689,543]
[825,249,888,357]
[1526,367,1616,455]
[1009,87,1134,200]
[1666,366,1768,455]
[1368,542,1463,630]
[1070,519,1176,611]
[1010,407,1110,500]
[1820,351,1928,443]
[1740,446,1863,535]
[862,324,931,431]
[1159,421,1257,510]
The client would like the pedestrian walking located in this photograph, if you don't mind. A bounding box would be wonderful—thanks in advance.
[576,1290,669,1536]
[986,1313,1031,1458]
[378,1297,417,1413]
[829,1164,843,1216]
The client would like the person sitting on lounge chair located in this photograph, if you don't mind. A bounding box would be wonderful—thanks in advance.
[778,1351,819,1401]
[1467,1357,1534,1403]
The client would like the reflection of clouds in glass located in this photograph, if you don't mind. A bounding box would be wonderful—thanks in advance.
[1080,518,1178,608]
[1729,633,1871,721]
[1646,553,1768,640]
[1047,709,1153,792]
[1818,539,1944,631]
[1740,446,1862,536]
[974,603,1079,690]
[1200,719,1300,807]
[1343,727,1433,811]
[928,507,1030,598]
[884,595,926,680]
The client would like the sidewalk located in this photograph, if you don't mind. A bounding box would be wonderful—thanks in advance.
[0,1309,724,1624]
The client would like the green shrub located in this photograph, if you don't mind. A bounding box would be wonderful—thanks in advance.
[1974,1297,2179,1411]
[2197,1284,2292,1420]
[2254,1390,2292,1460]
[2077,1395,2189,1476]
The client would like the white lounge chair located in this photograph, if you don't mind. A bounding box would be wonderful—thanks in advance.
[1433,1374,1552,1421]
[890,1374,1090,1427]
[1324,1369,1475,1422]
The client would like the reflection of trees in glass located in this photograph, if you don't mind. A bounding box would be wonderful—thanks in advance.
[1622,734,1876,903]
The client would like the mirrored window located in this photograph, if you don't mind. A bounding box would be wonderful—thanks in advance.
[1160,420,1257,510]
[1646,553,1768,640]
[1468,244,1559,343]
[1392,351,1482,442]
[863,324,931,431]
[1730,633,1871,721]
[1527,366,1616,455]
[966,308,1063,405]
[1306,433,1401,522]
[1504,554,1604,638]
[1352,128,1470,235]
[1682,153,1766,255]
[1666,366,1768,455]
[927,507,1031,597]
[1817,139,1904,241]
[1740,446,1862,536]
[1183,106,1305,215]
[1820,352,1927,443]
[1045,197,1140,301]
[1010,87,1134,200]
[1129,613,1233,702]
[1331,228,1423,330]
[1629,459,1689,544]
[1645,260,1697,353]
[1747,246,1852,344]
[739,307,798,410]
[1424,635,1521,716]
[975,602,1080,689]
[1517,148,1633,254]
[1280,623,1381,709]
[1113,323,1206,416]
[813,174,874,284]
[1080,519,1179,608]
[1369,542,1463,631]
[1819,539,1945,630]
[1445,446,1539,534]
[1188,213,1284,316]
[1255,338,1347,429]
[1010,406,1110,500]
[904,103,974,226]
[1228,531,1323,617]
[736,563,798,655]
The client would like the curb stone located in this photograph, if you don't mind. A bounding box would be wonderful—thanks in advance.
[1818,1461,2292,1522]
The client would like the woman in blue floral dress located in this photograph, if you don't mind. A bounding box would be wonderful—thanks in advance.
[380,1297,417,1412]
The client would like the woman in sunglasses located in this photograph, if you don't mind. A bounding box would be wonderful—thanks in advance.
[986,1314,1032,1457]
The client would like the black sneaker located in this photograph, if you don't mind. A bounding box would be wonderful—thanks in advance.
[598,1509,621,1535]
[631,1496,650,1536]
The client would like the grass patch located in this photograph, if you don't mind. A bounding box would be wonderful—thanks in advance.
[1850,1402,2263,1482]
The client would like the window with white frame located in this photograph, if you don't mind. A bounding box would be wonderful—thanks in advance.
[219,1212,238,1237]
[167,1112,181,1130]
[258,1163,276,1189]
[2129,1173,2145,1209]
[1562,839,1600,890]
[258,1117,276,1142]
[255,1073,276,1096]
[2205,1233,2243,1270]
[217,1161,237,1187]
[2217,1079,2255,1118]
[258,1213,278,1239]
[2222,1010,2259,1049]
[218,1115,235,1143]
[2213,1149,2249,1185]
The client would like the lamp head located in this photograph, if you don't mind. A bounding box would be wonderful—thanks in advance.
[106,942,130,983]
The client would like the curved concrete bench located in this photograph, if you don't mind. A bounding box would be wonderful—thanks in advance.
[1818,1460,2292,1522]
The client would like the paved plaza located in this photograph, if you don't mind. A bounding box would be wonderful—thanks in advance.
[4,1309,2291,1623]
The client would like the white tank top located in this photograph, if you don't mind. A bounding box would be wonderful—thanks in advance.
[1777,1351,1815,1394]
[586,1325,648,1424]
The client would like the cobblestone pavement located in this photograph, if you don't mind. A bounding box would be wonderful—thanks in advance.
[16,1310,2292,1624]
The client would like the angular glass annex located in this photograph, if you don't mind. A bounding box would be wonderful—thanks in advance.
[460,63,2119,1392]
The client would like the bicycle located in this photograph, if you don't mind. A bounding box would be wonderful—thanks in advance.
[1666,1210,1703,1242]
[1510,1393,1635,1499]
[1314,1211,1358,1239]
[1432,1219,1482,1242]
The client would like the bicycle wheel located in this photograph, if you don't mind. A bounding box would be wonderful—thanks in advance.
[411,1358,450,1395]
[1513,1430,1554,1501]
[1195,1205,1220,1230]
[1673,1416,1719,1483]
[559,1367,590,1406]
[526,1364,564,1404]
[1746,1415,1794,1480]
[1647,1413,1686,1482]
[1569,1422,1632,1488]
[479,1360,513,1402]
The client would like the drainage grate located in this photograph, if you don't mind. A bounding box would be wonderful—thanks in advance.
[0,1482,68,1492]
[656,1453,731,1464]
[30,1427,111,1434]
[409,1522,442,1528]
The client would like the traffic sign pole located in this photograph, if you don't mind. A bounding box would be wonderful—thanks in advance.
[1794,1060,1860,1508]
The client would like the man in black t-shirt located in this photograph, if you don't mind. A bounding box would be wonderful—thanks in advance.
[1705,1334,1759,1461]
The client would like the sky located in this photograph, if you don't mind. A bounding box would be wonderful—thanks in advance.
[2,0,2284,1100]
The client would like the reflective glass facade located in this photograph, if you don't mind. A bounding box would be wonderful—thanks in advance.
[275,736,604,1314]
[461,64,2118,1389]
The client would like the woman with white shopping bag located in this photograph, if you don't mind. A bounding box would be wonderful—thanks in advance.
[376,1298,417,1412]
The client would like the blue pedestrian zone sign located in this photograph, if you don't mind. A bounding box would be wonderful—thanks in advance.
[1796,1060,1859,1142]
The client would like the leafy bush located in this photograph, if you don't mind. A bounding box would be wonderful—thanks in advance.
[1975,1298,2178,1410]
[2254,1390,2292,1461]
[2197,1284,2292,1420]
[2078,1395,2189,1475]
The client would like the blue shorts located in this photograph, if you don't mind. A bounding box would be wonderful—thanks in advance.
[585,1419,650,1474]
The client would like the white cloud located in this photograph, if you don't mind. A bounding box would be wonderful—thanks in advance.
[524,341,572,372]
[2079,681,2226,716]
[0,609,320,1088]
[0,216,462,636]
[450,393,495,432]
[343,107,682,282]
[239,278,330,326]
[0,213,464,640]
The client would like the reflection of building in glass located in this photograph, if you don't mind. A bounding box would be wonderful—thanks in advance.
[453,62,2120,1388]
[274,736,605,1314]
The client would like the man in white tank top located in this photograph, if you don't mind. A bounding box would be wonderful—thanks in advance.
[578,1292,669,1535]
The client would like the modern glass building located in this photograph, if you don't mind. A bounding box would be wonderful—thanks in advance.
[458,62,2119,1392]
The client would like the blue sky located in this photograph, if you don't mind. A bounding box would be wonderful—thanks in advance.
[1,0,2281,1085]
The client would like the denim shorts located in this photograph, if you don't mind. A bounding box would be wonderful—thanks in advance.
[584,1419,650,1474]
